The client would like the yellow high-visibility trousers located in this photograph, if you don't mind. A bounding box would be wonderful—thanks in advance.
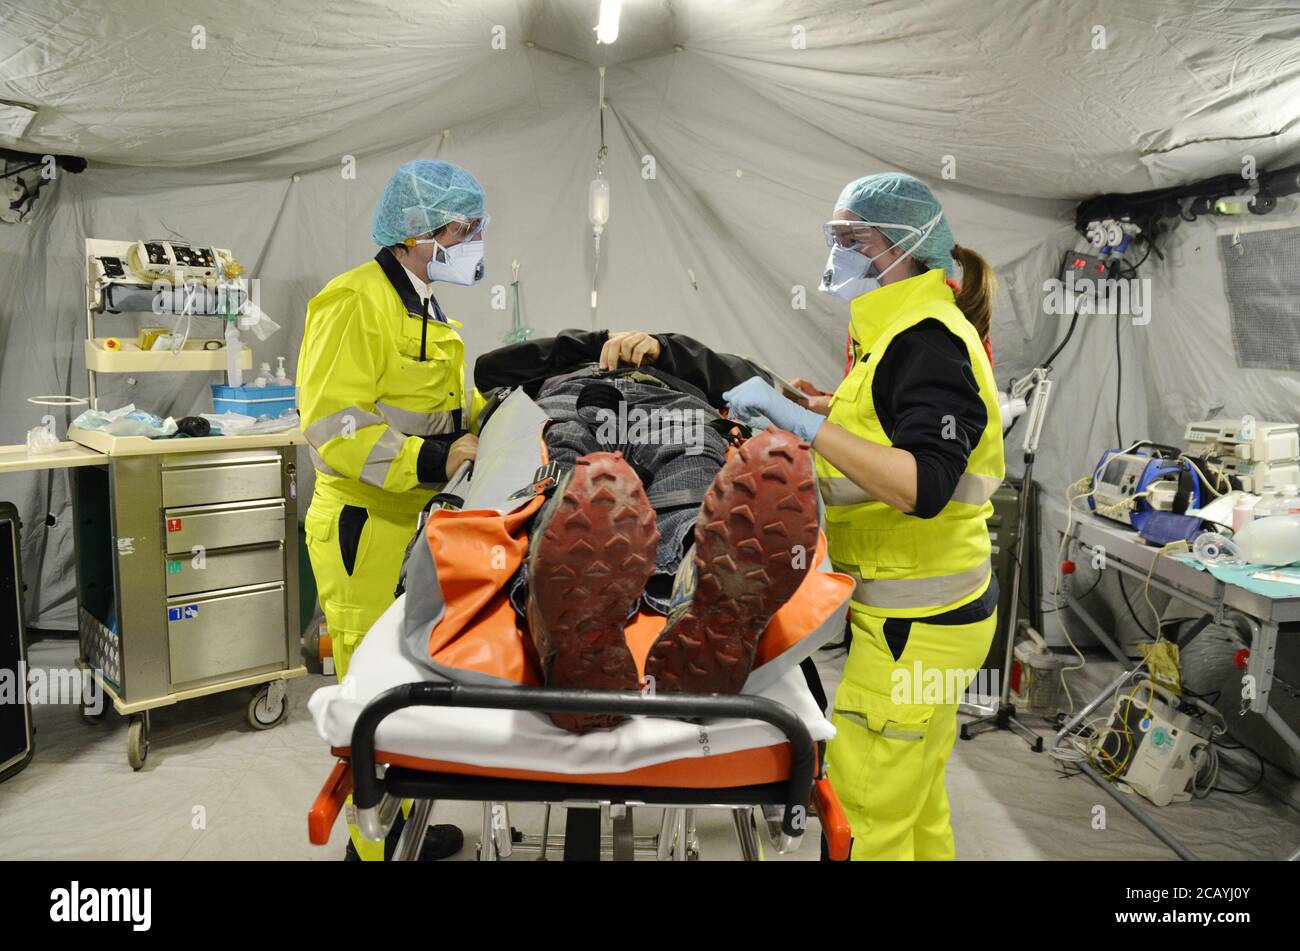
[305,487,426,861]
[826,600,995,860]
[305,489,425,678]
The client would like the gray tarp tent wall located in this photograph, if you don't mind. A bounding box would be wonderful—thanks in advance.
[1,0,1298,646]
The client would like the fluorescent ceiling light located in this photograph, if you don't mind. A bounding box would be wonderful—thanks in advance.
[595,0,622,45]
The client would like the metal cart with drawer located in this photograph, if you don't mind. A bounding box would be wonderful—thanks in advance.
[69,429,305,769]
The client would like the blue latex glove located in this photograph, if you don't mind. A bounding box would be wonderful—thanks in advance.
[723,376,825,444]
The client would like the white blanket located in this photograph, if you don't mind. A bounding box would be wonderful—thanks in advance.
[309,594,834,777]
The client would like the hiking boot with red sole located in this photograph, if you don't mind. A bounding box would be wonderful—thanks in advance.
[644,429,819,695]
[526,451,659,733]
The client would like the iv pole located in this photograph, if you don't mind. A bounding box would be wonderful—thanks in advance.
[589,66,609,329]
[961,367,1054,752]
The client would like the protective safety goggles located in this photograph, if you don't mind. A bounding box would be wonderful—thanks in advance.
[403,213,490,247]
[822,212,942,252]
[444,213,489,242]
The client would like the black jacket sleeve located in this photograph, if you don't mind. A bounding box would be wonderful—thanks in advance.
[870,320,987,519]
[416,434,461,485]
[473,329,608,392]
[474,328,768,410]
[645,333,771,406]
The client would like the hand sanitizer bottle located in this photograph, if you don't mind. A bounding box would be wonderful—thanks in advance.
[273,356,292,386]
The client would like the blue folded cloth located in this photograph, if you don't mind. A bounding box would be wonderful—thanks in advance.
[1170,553,1300,599]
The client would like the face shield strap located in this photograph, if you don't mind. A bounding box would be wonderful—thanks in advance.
[827,211,941,280]
[826,211,942,251]
[874,210,943,279]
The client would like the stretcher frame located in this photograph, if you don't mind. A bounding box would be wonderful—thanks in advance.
[308,387,853,860]
[309,682,852,861]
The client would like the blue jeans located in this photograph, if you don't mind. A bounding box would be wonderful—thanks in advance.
[509,369,730,615]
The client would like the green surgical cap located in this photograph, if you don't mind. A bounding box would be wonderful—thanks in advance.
[833,172,956,276]
[372,159,485,246]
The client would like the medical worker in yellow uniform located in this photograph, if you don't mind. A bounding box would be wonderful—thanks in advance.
[298,159,487,861]
[724,173,1004,860]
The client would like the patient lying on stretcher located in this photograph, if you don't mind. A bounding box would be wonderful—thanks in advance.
[473,330,821,733]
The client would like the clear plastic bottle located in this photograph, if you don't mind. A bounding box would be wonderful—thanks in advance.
[1232,496,1257,533]
[253,361,272,387]
[1234,516,1300,566]
[1254,489,1280,518]
[1278,484,1300,517]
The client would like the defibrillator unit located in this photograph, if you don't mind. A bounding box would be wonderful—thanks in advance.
[1089,448,1202,532]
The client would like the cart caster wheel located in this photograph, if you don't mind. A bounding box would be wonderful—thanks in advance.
[247,683,288,730]
[127,719,148,771]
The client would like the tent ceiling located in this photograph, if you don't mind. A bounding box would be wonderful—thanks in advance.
[1,0,1298,196]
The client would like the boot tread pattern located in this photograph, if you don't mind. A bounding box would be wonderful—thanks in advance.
[528,453,659,733]
[644,430,820,695]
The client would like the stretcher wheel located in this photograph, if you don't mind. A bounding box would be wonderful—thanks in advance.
[127,718,148,771]
[247,682,288,730]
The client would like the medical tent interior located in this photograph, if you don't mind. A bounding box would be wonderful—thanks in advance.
[0,0,1299,874]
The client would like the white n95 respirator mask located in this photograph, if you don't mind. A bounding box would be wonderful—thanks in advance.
[425,238,485,285]
[818,212,944,301]
[820,245,880,301]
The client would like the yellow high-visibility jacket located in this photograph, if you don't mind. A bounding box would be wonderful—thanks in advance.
[814,269,1005,618]
[298,250,486,512]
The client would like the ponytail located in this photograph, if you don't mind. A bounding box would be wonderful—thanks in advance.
[951,244,994,341]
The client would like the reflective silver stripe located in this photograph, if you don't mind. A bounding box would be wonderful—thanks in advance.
[849,558,991,610]
[375,401,457,437]
[308,446,344,478]
[819,476,874,506]
[303,406,384,448]
[819,472,1000,509]
[359,429,408,489]
[949,472,1001,505]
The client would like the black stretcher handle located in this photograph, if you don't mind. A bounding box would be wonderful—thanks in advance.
[350,682,816,837]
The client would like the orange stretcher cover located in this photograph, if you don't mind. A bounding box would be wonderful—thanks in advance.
[412,489,854,690]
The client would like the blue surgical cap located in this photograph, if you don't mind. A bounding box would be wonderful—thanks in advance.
[833,172,956,276]
[372,159,486,246]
